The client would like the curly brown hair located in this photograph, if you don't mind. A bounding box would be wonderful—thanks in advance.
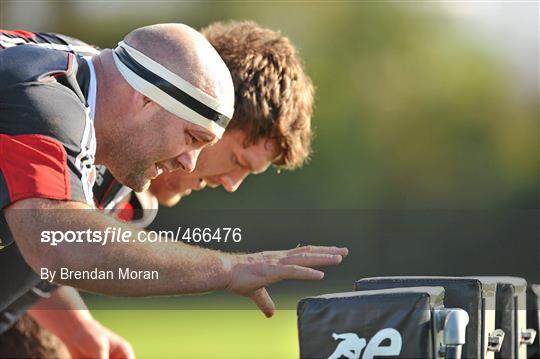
[201,21,314,170]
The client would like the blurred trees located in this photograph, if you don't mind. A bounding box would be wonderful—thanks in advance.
[178,2,537,209]
[4,1,537,209]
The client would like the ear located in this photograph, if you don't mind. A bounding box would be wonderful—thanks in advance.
[264,137,280,155]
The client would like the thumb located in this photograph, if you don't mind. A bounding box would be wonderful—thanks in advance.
[249,288,275,318]
[108,332,136,359]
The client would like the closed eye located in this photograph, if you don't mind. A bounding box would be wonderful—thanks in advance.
[188,131,215,146]
[185,132,196,145]
[233,154,253,171]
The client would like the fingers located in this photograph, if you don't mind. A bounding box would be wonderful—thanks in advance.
[227,246,347,305]
[109,344,135,359]
[247,265,324,317]
[280,253,343,267]
[109,336,136,359]
[98,337,110,359]
[103,325,136,359]
[289,245,349,257]
[250,288,275,318]
[249,263,324,288]
[278,265,324,281]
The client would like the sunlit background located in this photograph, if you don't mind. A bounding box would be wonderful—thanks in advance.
[2,1,538,358]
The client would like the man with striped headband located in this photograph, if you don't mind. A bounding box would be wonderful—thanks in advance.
[94,25,234,190]
[0,23,348,357]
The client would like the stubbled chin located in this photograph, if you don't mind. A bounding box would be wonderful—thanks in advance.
[130,179,151,193]
[111,170,150,192]
[128,171,152,192]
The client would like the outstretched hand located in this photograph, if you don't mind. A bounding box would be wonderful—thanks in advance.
[225,245,349,317]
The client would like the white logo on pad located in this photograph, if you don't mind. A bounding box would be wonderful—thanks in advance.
[328,328,402,359]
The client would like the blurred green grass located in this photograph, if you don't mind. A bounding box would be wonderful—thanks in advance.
[92,309,298,359]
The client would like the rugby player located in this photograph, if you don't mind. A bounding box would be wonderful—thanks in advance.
[0,23,346,358]
[149,21,313,206]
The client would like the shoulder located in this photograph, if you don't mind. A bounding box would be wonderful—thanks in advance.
[0,45,73,86]
[0,48,91,144]
[0,29,100,56]
[0,48,96,207]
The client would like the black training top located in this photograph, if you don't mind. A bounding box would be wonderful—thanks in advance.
[0,41,96,324]
[0,30,156,334]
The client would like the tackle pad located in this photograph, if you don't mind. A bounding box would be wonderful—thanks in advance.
[297,287,469,359]
[474,277,536,359]
[355,276,503,359]
[527,284,540,359]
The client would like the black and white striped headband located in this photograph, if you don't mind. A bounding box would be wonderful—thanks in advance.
[112,41,233,138]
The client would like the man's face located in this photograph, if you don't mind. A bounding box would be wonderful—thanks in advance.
[108,101,217,192]
[150,129,279,206]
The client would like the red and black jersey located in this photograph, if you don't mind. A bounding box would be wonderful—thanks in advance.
[0,30,106,212]
[0,29,154,223]
[0,37,97,316]
[0,41,97,228]
[0,31,157,331]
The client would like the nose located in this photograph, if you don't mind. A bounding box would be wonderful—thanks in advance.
[220,170,249,192]
[176,149,201,173]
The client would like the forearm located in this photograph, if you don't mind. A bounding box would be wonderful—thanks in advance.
[28,286,136,359]
[6,199,233,297]
[7,198,348,316]
[53,223,232,296]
